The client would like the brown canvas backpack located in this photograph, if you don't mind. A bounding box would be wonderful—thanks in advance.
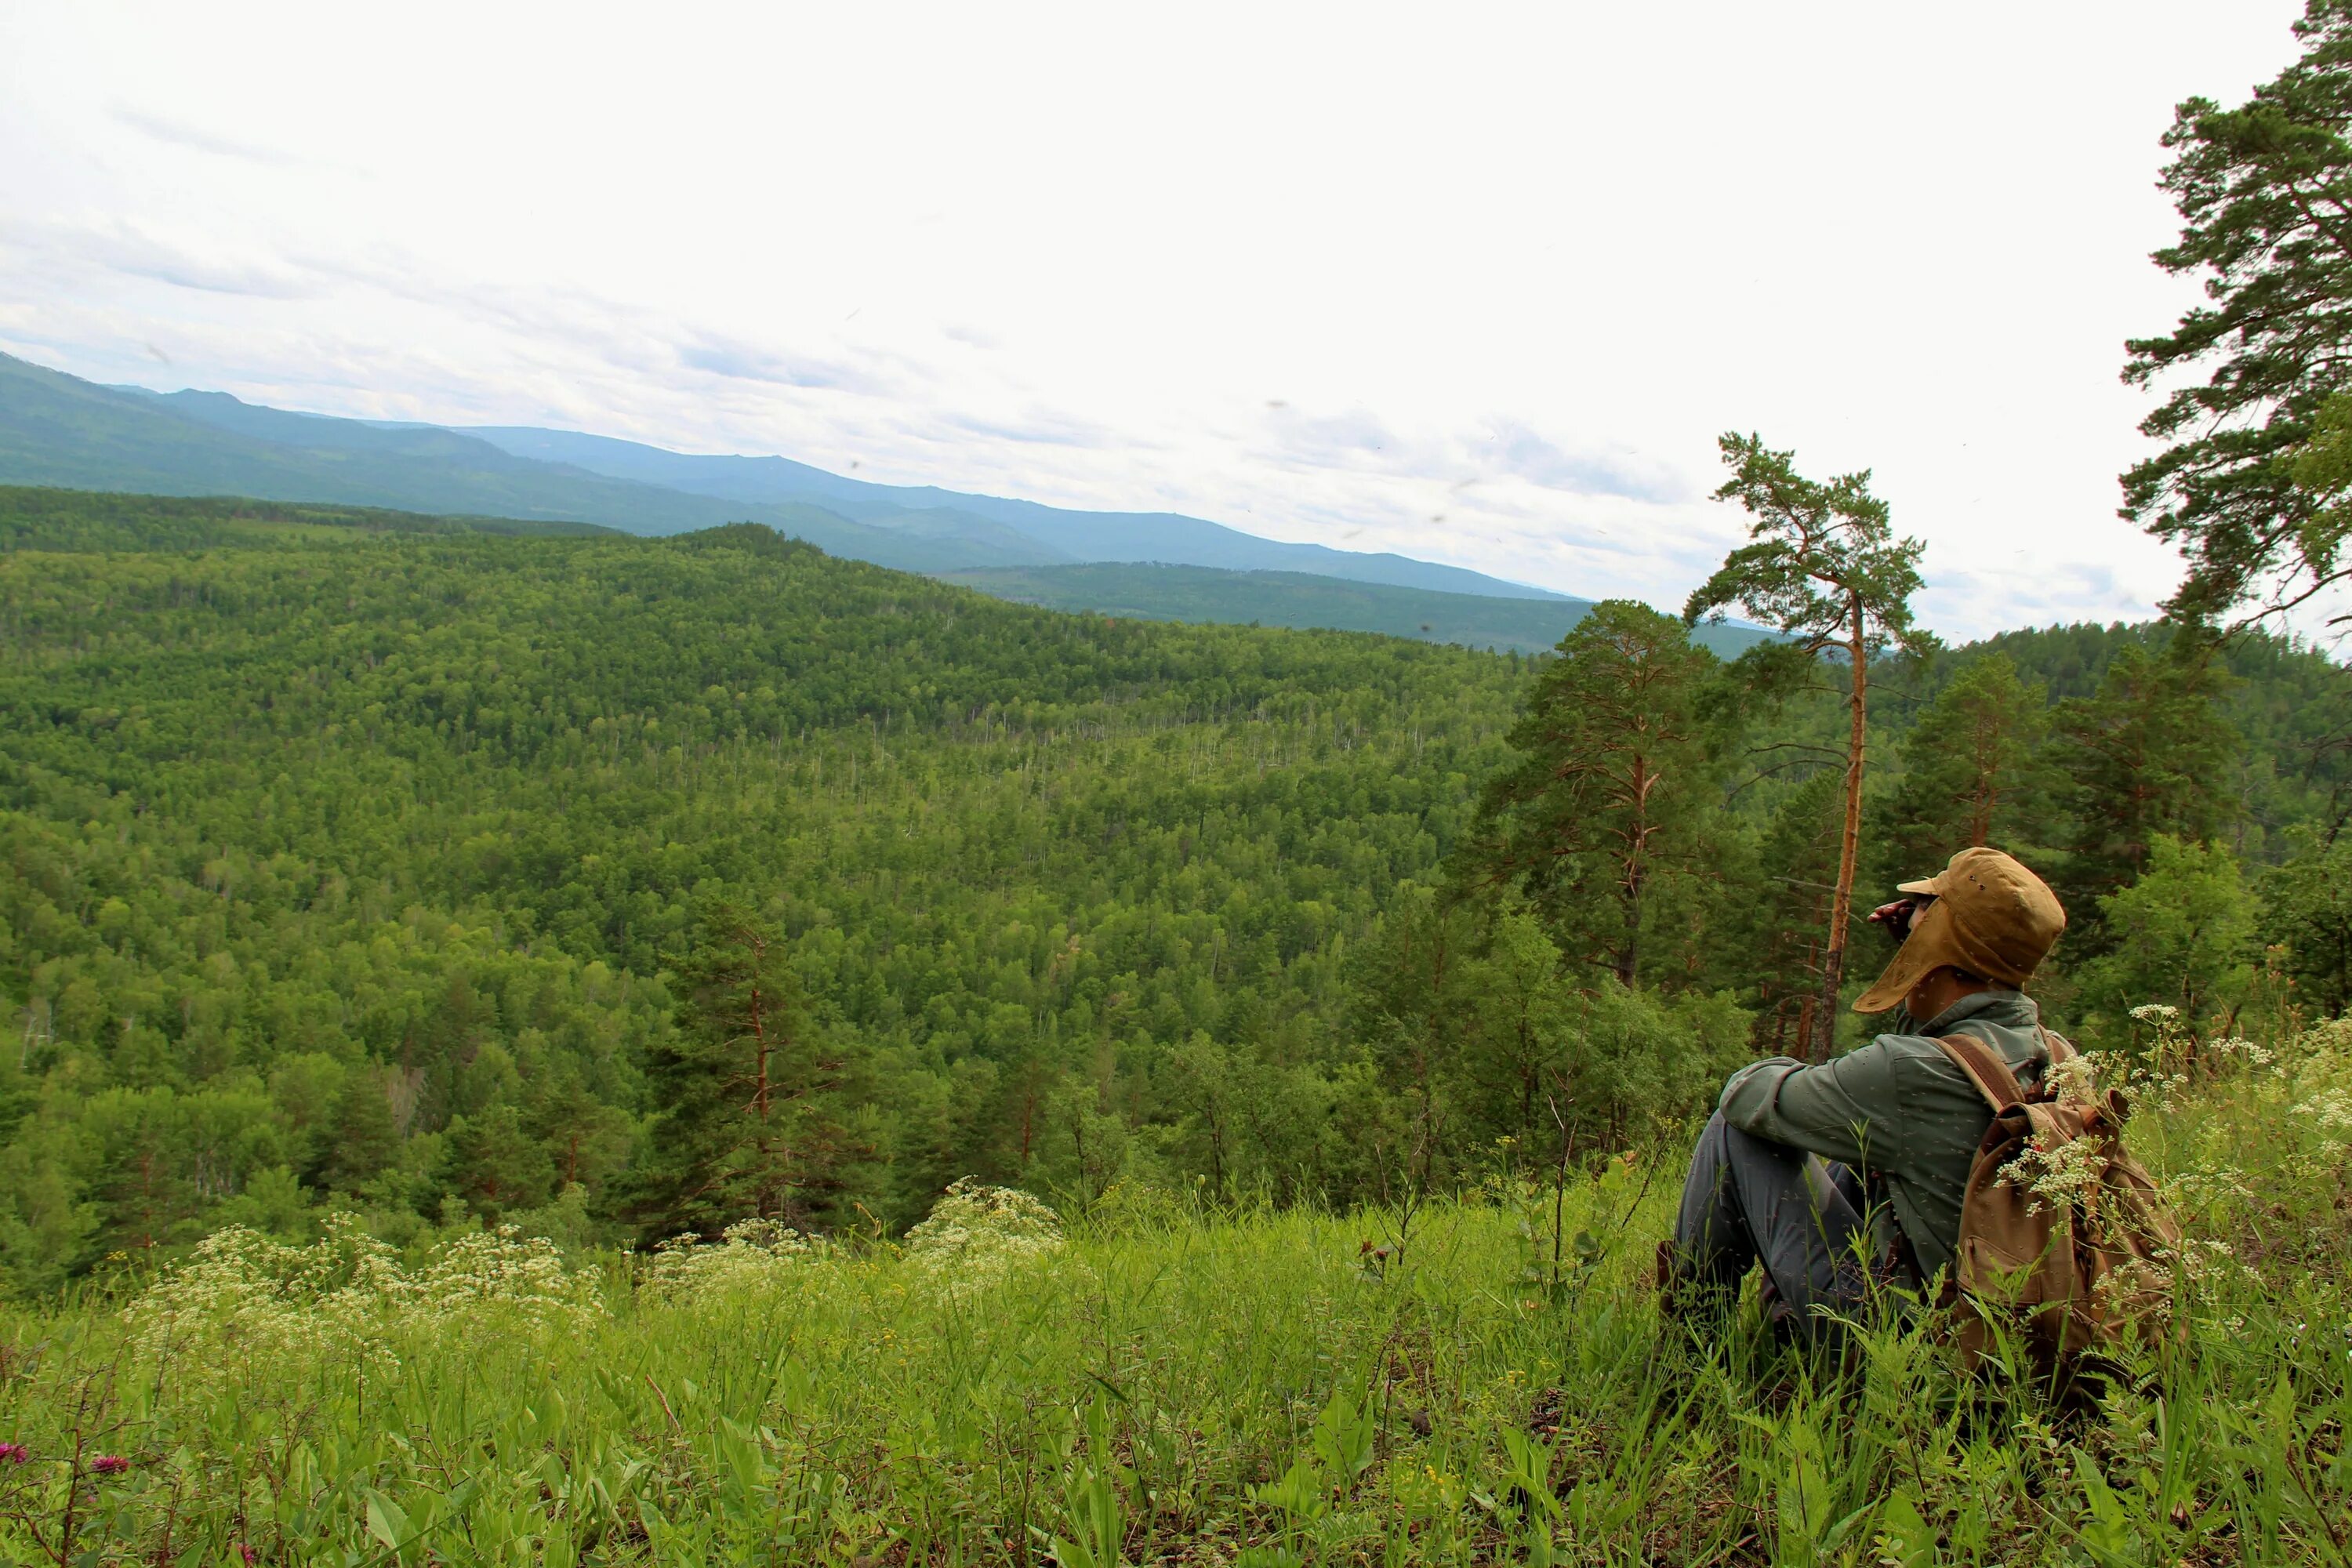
[1933,1031,2183,1378]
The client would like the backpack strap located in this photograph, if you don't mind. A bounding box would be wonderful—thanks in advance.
[1934,1033,2029,1112]
[2041,1027,2078,1065]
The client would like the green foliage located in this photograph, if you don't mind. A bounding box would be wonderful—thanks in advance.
[2047,644,2243,924]
[2122,0,2352,627]
[1349,900,1748,1180]
[2,1026,2346,1563]
[2260,828,2352,1017]
[0,489,1540,1276]
[1468,600,1731,983]
[2075,837,2259,1036]
[1885,650,2051,865]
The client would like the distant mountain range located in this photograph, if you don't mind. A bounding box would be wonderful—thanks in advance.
[0,347,1773,653]
[0,350,1570,597]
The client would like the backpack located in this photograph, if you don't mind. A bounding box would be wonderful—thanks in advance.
[1933,1030,2182,1380]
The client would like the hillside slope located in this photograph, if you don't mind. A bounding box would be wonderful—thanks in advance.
[457,423,1573,597]
[0,492,1534,1269]
[941,561,1786,657]
[7,486,2342,1285]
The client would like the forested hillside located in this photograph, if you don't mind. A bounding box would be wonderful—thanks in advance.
[3,486,2346,1294]
[937,562,1793,657]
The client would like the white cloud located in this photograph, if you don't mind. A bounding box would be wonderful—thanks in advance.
[0,0,2316,638]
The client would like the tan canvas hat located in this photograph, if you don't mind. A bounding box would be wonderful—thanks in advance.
[1851,847,2067,1014]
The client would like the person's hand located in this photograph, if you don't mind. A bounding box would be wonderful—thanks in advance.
[1866,895,1929,938]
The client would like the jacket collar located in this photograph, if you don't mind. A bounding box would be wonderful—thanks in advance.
[1898,989,2042,1036]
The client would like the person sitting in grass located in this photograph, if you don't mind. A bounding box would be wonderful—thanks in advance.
[1657,847,2069,1341]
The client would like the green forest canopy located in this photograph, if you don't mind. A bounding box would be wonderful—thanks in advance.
[2,485,2345,1292]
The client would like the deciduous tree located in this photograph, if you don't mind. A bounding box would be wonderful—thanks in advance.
[2259,827,2352,1014]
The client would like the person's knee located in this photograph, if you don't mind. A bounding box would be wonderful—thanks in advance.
[1691,1109,1730,1153]
[1713,1115,1804,1172]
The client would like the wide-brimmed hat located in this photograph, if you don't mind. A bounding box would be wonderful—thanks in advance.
[1851,847,2066,1014]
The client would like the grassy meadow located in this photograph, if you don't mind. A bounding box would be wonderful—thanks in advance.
[2,1018,2346,1567]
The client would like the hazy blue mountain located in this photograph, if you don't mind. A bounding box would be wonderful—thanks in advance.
[456,423,1573,599]
[941,562,1780,658]
[2,351,1746,631]
[0,353,1069,571]
[1,351,1582,596]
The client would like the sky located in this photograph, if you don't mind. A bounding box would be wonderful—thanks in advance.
[0,2,2316,640]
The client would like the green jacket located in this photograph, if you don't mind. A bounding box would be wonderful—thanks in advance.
[1715,990,2054,1287]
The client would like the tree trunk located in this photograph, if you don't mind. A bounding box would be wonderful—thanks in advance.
[1617,867,1642,986]
[1813,597,1871,1063]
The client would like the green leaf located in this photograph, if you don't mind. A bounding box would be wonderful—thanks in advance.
[364,1490,411,1557]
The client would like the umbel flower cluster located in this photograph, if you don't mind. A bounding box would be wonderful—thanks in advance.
[639,1217,823,1299]
[126,1214,604,1378]
[900,1178,1065,1294]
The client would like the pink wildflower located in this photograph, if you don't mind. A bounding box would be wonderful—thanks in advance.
[89,1454,129,1476]
[0,1443,26,1464]
[238,1546,258,1565]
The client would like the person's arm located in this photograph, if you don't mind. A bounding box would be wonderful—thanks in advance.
[1715,1039,1907,1171]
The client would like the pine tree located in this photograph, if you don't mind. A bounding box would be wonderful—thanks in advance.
[445,1102,557,1218]
[2045,642,2241,925]
[1886,652,2051,866]
[1468,600,1727,985]
[1743,774,1845,1058]
[2122,2,2352,628]
[314,1069,399,1195]
[621,902,858,1241]
[1686,435,1928,1061]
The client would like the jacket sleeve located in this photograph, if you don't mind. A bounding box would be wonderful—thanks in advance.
[1715,1040,1909,1171]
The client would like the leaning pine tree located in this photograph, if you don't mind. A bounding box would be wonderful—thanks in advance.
[1686,434,1926,1062]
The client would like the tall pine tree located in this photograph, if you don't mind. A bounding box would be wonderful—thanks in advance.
[1686,435,1927,1061]
[2122,2,2352,629]
[622,902,860,1241]
[1468,600,1728,985]
[1886,652,2051,867]
[2045,643,2241,931]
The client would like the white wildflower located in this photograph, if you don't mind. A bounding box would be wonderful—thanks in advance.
[2153,1237,2243,1290]
[2292,1088,2352,1131]
[410,1226,604,1330]
[1998,1133,2108,1218]
[2047,1053,2102,1107]
[902,1178,1064,1294]
[2207,1035,2276,1067]
[125,1215,604,1387]
[639,1218,821,1299]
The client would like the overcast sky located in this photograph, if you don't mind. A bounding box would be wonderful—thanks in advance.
[0,3,2314,639]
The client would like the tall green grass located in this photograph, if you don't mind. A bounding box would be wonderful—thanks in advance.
[3,1023,2347,1566]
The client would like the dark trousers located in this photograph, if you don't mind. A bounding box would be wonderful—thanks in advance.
[1669,1112,1874,1340]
